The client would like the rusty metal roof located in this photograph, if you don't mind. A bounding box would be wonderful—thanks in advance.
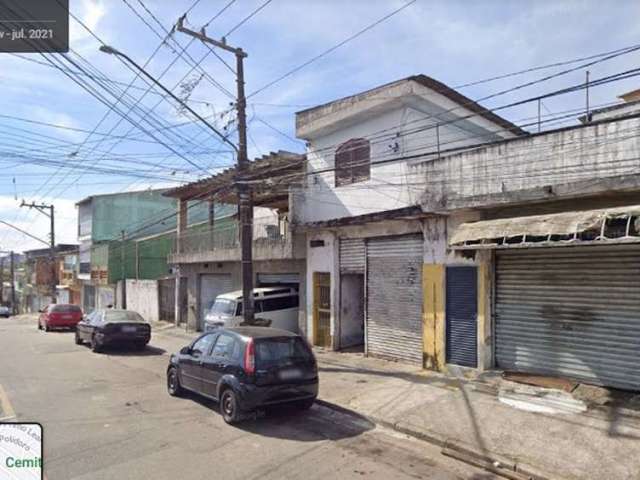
[163,150,305,208]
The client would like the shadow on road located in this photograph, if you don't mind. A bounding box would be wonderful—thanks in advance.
[183,391,374,441]
[102,344,167,356]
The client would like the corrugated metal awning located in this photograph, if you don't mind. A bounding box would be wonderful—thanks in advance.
[450,205,640,249]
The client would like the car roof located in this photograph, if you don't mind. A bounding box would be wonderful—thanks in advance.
[217,287,296,300]
[225,326,299,339]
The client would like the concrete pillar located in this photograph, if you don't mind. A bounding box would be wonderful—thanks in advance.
[176,199,188,253]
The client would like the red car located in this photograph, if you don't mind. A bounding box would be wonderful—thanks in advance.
[38,304,83,331]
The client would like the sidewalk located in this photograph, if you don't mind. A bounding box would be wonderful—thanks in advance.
[314,349,640,480]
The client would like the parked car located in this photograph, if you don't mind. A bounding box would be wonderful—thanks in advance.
[75,309,151,352]
[204,287,299,333]
[38,304,83,331]
[167,327,318,424]
[0,306,10,318]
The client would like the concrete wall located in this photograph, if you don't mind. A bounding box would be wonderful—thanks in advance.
[293,80,517,226]
[126,279,159,322]
[415,115,640,211]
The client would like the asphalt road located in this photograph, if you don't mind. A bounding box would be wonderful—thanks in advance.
[0,315,494,480]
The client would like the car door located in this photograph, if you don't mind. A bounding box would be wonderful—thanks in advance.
[179,333,217,393]
[201,333,241,398]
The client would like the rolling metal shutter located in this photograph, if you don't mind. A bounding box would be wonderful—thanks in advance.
[340,238,365,274]
[446,266,478,368]
[496,245,640,391]
[367,235,423,364]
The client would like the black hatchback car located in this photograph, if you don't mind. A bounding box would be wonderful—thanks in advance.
[75,309,151,352]
[167,327,318,424]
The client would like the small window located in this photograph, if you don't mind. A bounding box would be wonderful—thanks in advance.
[261,295,299,312]
[211,333,240,360]
[192,333,216,356]
[236,301,262,316]
[335,138,370,187]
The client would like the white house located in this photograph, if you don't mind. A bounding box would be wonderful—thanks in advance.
[292,75,524,366]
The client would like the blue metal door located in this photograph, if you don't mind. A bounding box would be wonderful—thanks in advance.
[446,266,478,368]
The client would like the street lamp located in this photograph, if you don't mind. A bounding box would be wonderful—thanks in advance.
[98,44,237,153]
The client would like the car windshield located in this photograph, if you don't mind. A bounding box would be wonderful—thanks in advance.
[209,298,236,316]
[104,311,145,323]
[51,304,81,313]
[255,337,314,369]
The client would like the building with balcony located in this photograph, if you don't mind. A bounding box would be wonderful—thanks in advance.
[164,151,306,332]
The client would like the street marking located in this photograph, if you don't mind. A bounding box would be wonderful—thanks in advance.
[0,383,16,421]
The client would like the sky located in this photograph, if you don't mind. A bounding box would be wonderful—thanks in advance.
[1,0,639,252]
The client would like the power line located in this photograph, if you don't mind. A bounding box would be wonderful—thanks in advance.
[224,0,272,37]
[248,0,416,98]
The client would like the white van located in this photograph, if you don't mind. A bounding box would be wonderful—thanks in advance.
[204,287,299,333]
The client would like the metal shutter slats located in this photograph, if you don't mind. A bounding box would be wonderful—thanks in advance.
[446,266,478,368]
[496,245,640,391]
[340,238,366,274]
[366,235,423,365]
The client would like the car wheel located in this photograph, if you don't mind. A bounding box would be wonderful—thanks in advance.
[295,398,316,411]
[220,388,241,425]
[134,341,147,351]
[90,334,103,353]
[74,330,83,345]
[167,367,183,397]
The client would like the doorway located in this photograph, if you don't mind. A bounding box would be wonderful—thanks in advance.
[339,273,364,349]
[445,266,478,368]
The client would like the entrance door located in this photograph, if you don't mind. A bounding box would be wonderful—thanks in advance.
[339,273,364,348]
[199,274,232,331]
[446,266,478,368]
[313,273,331,347]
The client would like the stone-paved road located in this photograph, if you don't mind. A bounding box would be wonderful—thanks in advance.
[0,315,495,480]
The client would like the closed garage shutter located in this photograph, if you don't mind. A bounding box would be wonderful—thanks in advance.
[367,234,423,364]
[340,238,365,274]
[496,245,640,390]
[199,274,233,330]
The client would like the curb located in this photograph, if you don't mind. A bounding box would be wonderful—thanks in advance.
[315,397,562,480]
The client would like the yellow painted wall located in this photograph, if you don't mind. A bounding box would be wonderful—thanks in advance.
[423,264,445,370]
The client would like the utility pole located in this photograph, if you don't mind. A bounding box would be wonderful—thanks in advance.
[176,16,255,323]
[585,70,591,122]
[10,251,15,315]
[0,256,4,304]
[121,230,127,309]
[20,201,56,302]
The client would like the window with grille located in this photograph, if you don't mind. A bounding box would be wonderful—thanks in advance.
[334,138,370,187]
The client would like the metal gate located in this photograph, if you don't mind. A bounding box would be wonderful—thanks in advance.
[496,245,640,391]
[313,273,331,347]
[366,235,423,364]
[446,266,478,367]
[158,278,176,322]
[340,238,365,274]
[199,274,232,331]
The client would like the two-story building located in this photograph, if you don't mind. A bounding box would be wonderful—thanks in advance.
[77,189,194,312]
[164,151,306,332]
[23,244,78,311]
[292,75,524,361]
[294,75,640,392]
